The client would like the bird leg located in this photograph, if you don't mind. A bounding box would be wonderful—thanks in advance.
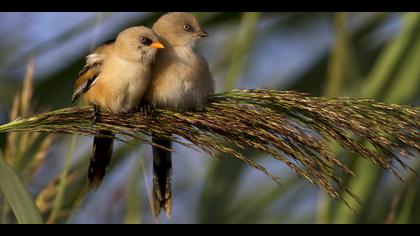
[93,104,101,123]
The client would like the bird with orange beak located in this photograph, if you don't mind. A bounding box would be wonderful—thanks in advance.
[145,12,215,218]
[71,26,164,188]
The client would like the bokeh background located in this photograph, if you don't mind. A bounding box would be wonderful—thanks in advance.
[0,12,419,224]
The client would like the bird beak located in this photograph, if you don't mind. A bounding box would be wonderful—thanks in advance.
[195,30,209,38]
[151,41,165,49]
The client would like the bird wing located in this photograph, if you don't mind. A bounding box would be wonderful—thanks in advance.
[71,41,114,104]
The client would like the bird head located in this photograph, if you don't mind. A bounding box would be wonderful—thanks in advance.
[152,12,209,49]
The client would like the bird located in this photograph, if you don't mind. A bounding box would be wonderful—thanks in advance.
[145,12,215,218]
[71,26,164,189]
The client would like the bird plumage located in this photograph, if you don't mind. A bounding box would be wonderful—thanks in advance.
[146,12,215,218]
[72,26,163,188]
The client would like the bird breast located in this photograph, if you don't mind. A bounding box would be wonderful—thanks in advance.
[147,47,214,111]
[85,56,151,114]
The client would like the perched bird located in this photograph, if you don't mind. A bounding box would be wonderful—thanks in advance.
[145,12,215,217]
[71,26,164,188]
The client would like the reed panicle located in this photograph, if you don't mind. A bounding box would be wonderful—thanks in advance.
[0,89,419,207]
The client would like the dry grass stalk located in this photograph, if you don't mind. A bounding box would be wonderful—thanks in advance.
[0,89,419,208]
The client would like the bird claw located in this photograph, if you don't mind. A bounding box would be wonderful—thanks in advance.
[137,103,155,117]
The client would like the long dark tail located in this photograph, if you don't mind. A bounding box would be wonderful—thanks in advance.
[152,134,173,218]
[88,130,114,189]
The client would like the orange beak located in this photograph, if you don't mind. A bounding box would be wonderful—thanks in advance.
[151,41,165,49]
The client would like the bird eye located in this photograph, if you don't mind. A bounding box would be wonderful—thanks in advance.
[139,37,152,45]
[183,24,191,31]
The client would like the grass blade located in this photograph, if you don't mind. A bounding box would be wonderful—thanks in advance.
[224,12,261,90]
[333,12,420,223]
[396,186,417,224]
[384,32,420,103]
[325,13,349,97]
[0,151,43,224]
[318,12,350,224]
[47,136,76,224]
[361,13,420,98]
[123,148,145,224]
[200,12,262,222]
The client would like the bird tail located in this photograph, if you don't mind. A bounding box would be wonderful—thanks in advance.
[152,134,173,218]
[88,130,114,189]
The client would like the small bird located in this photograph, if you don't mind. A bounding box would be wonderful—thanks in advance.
[71,26,164,188]
[145,12,215,217]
